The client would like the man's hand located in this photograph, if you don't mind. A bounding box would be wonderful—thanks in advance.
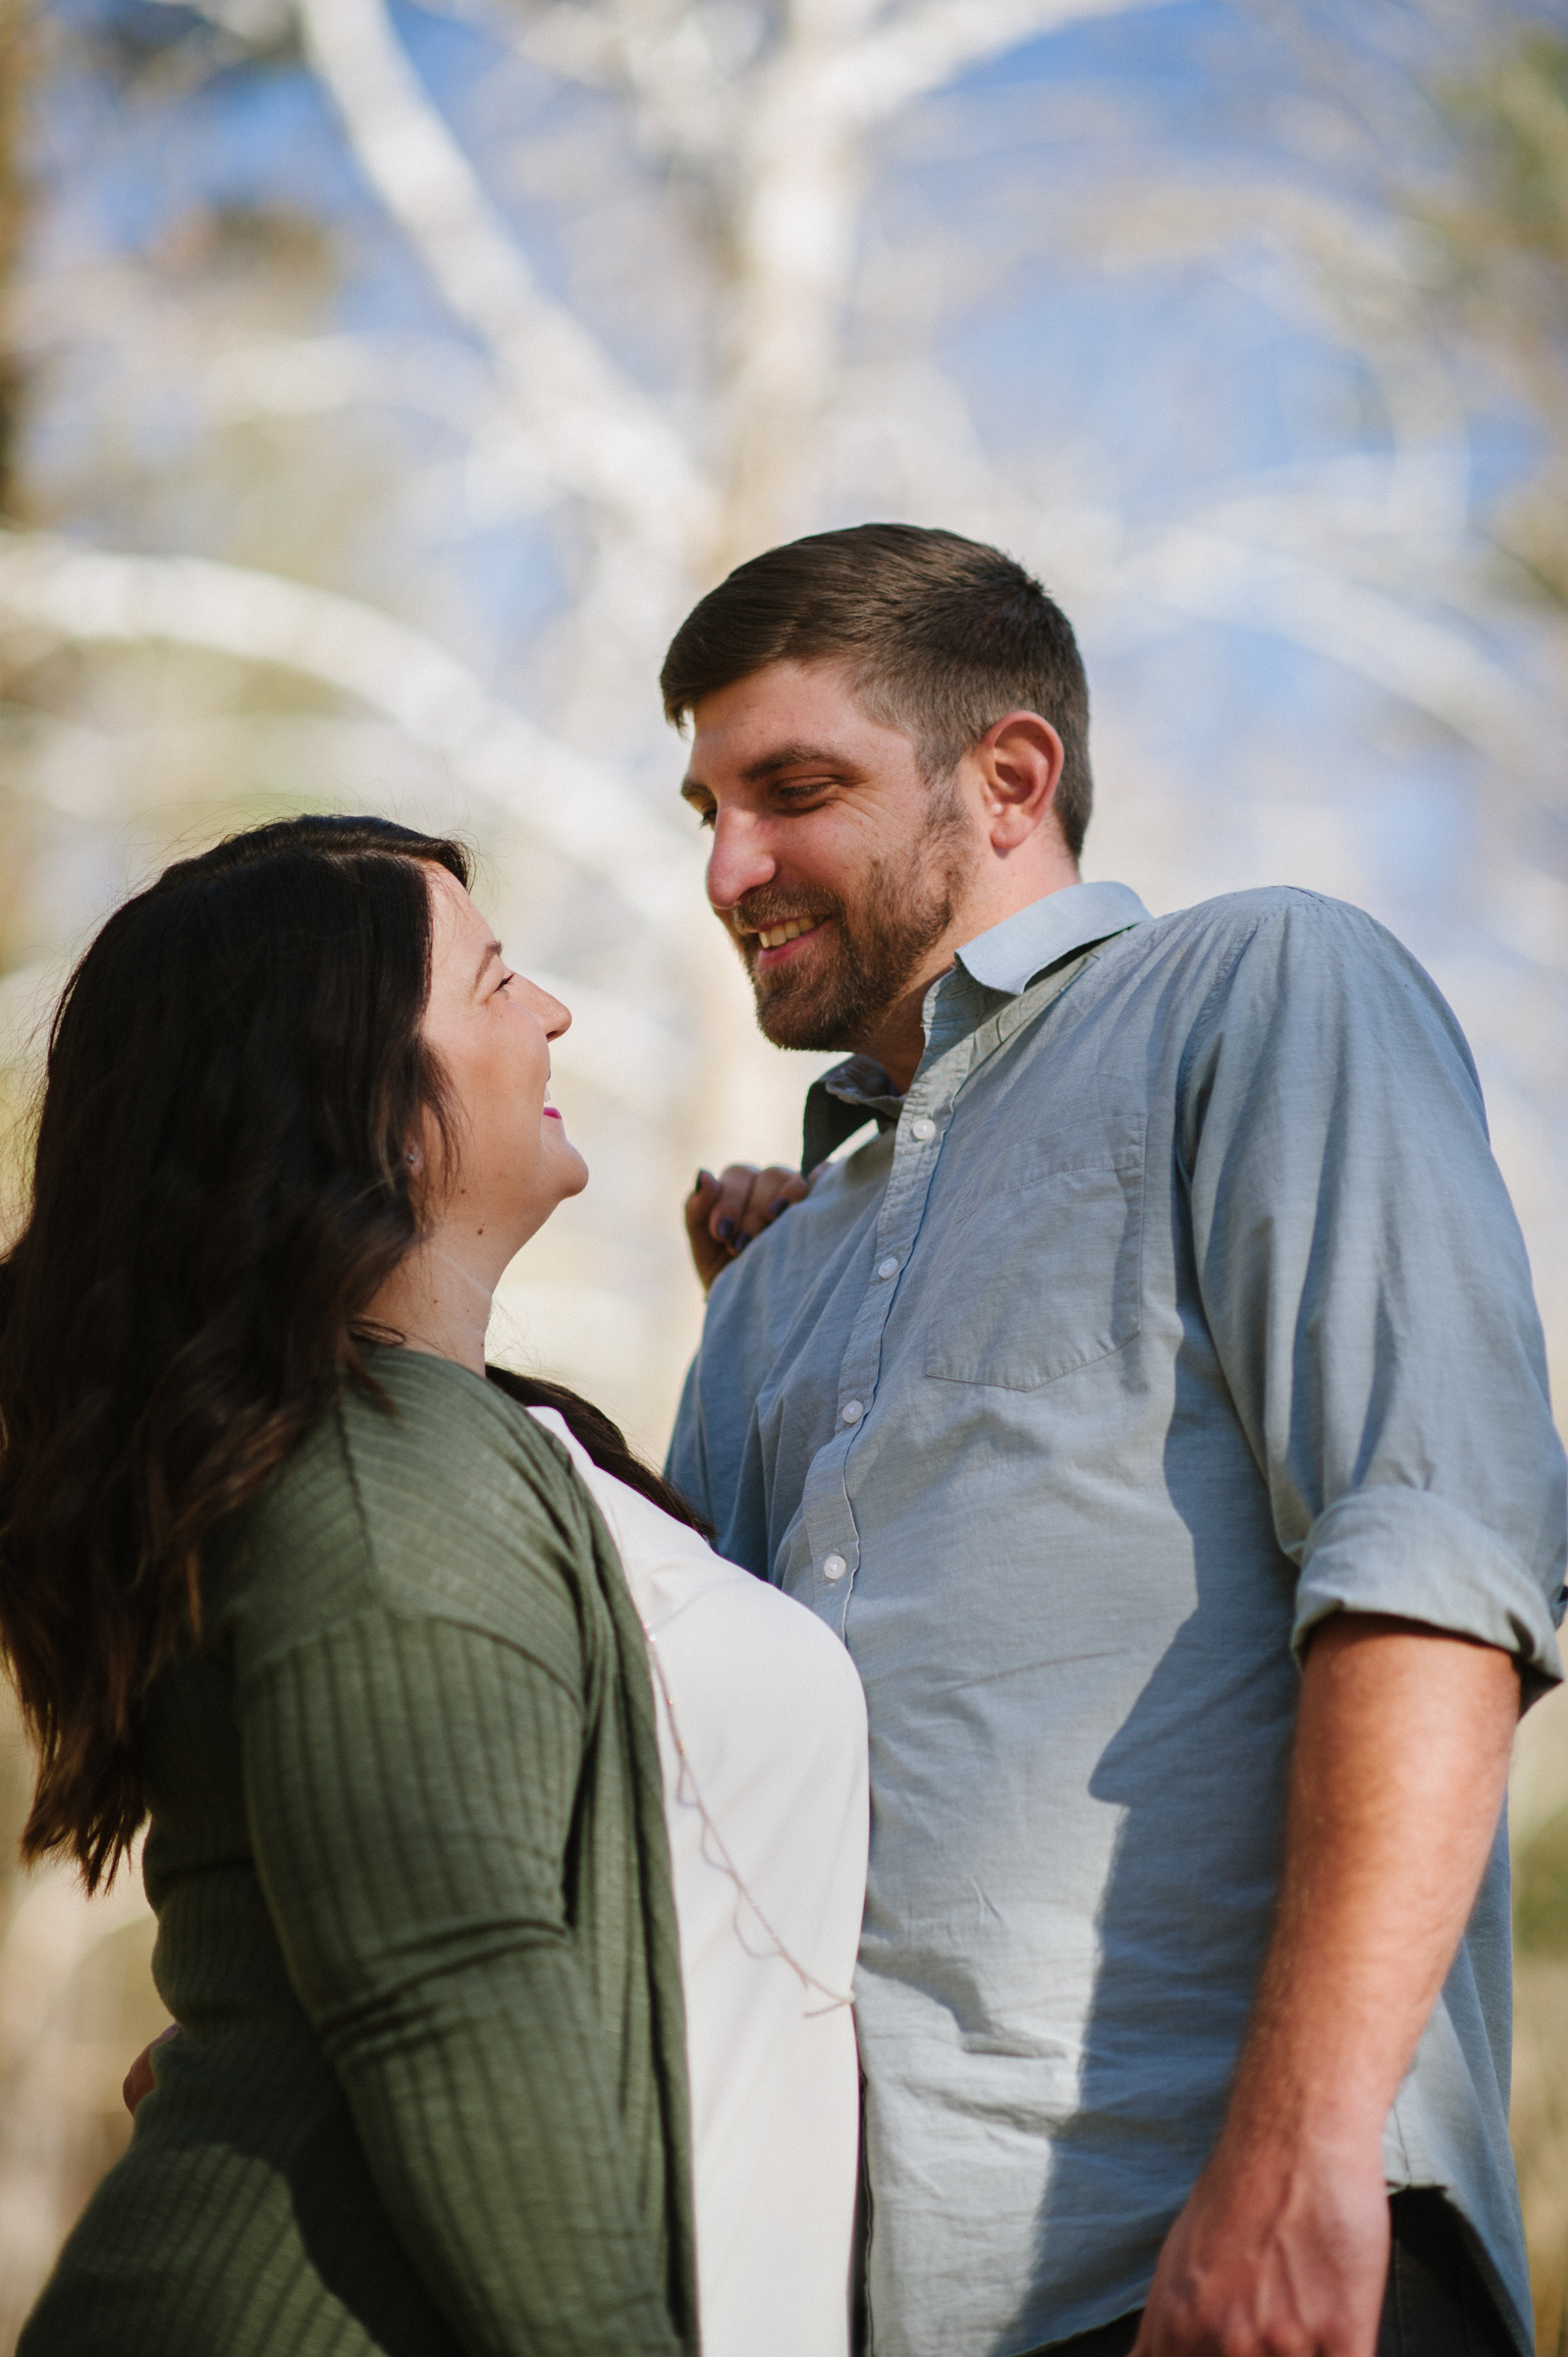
[1134,2121,1389,2357]
[685,1165,809,1294]
[1133,1613,1519,2357]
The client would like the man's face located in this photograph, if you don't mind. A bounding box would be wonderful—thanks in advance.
[679,662,980,1054]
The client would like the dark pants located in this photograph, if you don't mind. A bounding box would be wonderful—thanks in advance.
[1027,2191,1518,2357]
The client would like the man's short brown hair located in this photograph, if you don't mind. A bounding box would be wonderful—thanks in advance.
[660,522,1093,860]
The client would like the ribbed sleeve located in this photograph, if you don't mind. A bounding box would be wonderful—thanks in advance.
[243,1612,679,2355]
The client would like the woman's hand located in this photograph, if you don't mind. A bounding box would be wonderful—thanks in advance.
[123,2023,178,2116]
[686,1166,809,1294]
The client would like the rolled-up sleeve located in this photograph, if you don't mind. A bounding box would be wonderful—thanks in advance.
[1180,894,1567,1695]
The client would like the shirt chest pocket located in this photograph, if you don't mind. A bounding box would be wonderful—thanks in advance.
[924,1119,1146,1391]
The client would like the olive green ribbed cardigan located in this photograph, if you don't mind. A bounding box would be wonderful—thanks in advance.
[22,1349,698,2357]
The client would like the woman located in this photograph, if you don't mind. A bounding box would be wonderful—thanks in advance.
[0,815,867,2356]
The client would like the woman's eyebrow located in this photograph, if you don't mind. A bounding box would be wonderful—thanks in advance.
[473,940,504,991]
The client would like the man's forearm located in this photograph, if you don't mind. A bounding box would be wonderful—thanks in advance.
[1229,1611,1518,2150]
[1135,1612,1520,2357]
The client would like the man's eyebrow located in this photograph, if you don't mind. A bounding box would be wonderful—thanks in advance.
[473,939,503,991]
[740,741,856,783]
[679,741,862,802]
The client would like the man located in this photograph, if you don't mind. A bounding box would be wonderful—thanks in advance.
[662,524,1567,2357]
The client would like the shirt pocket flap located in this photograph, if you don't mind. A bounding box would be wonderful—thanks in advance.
[925,1115,1146,1391]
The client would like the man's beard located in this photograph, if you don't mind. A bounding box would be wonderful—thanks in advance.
[732,796,971,1055]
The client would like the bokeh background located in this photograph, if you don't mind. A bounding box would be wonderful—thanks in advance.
[1,0,1567,2342]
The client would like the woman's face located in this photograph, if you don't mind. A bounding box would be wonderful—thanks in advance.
[418,866,587,1254]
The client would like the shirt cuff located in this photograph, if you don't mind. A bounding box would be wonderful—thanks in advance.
[1294,1487,1566,1703]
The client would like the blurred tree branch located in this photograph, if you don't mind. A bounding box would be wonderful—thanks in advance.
[1418,27,1568,607]
[297,0,713,564]
[0,0,31,519]
[0,527,694,915]
[826,0,1183,127]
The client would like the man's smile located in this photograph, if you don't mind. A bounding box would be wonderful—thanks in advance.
[742,915,832,969]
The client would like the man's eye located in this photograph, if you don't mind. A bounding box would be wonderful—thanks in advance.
[691,805,716,831]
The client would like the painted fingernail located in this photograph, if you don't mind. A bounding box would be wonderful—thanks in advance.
[716,1216,735,1242]
[769,1196,792,1219]
[733,1233,750,1252]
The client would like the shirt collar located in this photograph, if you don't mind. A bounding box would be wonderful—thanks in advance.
[953,880,1153,995]
[801,1055,905,1177]
[800,882,1153,1175]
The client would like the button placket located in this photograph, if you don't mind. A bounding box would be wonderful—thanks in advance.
[800,1082,947,1610]
[823,1031,979,1505]
[799,951,1106,1628]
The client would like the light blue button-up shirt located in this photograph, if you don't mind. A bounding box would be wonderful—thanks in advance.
[669,882,1566,2357]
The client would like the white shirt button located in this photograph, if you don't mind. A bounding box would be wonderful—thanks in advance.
[841,1398,863,1424]
[910,1116,936,1141]
[823,1553,847,1581]
[877,1256,899,1280]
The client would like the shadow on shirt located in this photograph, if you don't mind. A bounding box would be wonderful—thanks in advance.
[997,1348,1299,2352]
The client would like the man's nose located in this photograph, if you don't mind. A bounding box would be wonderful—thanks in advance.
[706,808,777,914]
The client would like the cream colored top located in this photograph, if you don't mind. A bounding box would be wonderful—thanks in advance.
[529,1407,869,2357]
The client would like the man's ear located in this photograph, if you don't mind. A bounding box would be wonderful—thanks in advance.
[973,712,1064,852]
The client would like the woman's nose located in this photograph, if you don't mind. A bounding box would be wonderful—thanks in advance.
[520,978,571,1038]
[706,809,777,914]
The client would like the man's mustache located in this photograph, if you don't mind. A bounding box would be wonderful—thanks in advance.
[725,893,841,940]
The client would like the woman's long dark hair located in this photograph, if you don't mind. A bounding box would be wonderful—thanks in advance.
[483,1368,712,1545]
[0,814,705,1892]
